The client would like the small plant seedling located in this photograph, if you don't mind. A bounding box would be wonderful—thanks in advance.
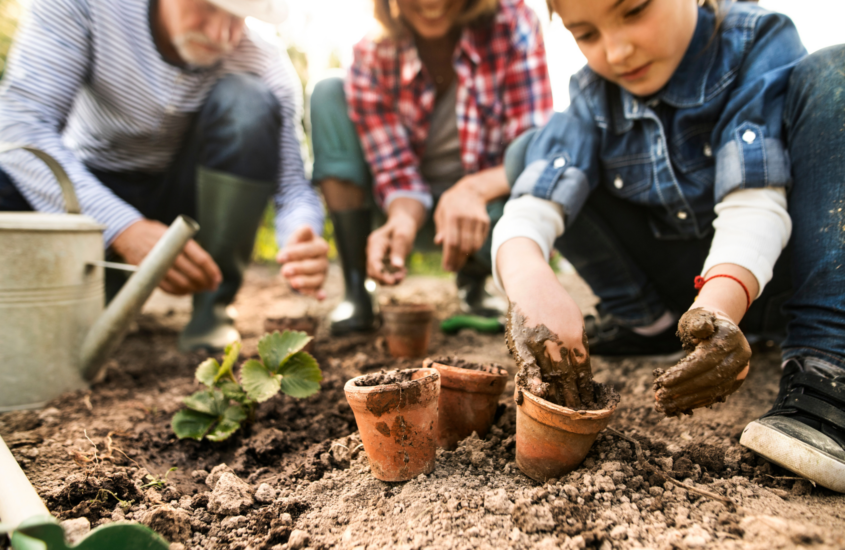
[92,488,134,510]
[171,331,322,442]
[141,467,177,489]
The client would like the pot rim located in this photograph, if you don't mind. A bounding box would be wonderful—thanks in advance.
[381,303,434,314]
[427,361,508,394]
[344,367,439,396]
[519,384,618,421]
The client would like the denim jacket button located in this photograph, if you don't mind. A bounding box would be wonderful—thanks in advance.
[613,175,624,189]
[676,210,688,220]
[553,157,566,169]
[742,130,756,144]
[703,143,713,157]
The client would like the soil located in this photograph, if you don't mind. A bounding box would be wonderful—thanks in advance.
[353,370,419,387]
[425,356,506,376]
[2,264,844,550]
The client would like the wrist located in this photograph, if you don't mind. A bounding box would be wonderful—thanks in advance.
[498,238,555,297]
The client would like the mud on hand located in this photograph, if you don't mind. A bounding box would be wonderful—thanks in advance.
[653,308,751,417]
[505,304,595,410]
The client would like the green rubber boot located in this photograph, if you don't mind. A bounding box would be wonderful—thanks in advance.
[329,208,379,335]
[178,167,274,352]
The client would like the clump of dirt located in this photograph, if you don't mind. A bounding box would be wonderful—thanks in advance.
[425,356,506,375]
[353,368,421,387]
[506,304,597,410]
[654,308,751,416]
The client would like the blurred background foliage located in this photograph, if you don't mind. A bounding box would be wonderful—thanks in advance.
[0,0,22,78]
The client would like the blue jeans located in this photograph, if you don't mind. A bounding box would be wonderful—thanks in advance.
[0,73,280,228]
[309,76,504,277]
[505,46,845,367]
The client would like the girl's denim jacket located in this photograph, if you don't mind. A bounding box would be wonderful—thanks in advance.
[513,3,807,239]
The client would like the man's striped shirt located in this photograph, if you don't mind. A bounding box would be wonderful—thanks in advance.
[0,0,323,246]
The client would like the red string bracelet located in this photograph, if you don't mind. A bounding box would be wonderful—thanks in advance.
[694,275,752,312]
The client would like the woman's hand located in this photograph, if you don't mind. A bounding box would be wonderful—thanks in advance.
[499,238,594,408]
[653,263,758,416]
[277,225,329,300]
[111,218,222,296]
[434,166,510,272]
[366,197,426,285]
[654,308,750,416]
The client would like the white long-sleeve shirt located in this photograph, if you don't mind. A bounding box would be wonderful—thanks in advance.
[0,0,323,246]
[492,188,791,299]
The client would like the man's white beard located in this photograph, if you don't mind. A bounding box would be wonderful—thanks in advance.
[173,32,234,67]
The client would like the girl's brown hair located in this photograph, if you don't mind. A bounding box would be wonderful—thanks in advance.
[374,0,499,39]
[545,0,726,20]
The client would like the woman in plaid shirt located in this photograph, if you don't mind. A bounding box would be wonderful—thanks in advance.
[310,0,553,334]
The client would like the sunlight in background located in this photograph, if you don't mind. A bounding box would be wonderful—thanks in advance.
[250,0,844,110]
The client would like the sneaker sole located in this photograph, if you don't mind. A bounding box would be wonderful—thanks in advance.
[740,420,845,493]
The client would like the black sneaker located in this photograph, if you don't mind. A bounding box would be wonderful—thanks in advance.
[584,312,683,358]
[740,357,845,493]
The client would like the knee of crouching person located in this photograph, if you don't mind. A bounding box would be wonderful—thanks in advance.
[203,73,282,149]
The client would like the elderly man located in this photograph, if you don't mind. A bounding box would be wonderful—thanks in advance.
[0,0,329,351]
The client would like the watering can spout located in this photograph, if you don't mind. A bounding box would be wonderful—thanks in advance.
[80,215,199,381]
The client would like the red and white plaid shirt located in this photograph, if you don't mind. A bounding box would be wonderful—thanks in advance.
[345,0,554,209]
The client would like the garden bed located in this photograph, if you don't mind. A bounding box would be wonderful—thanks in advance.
[1,265,843,549]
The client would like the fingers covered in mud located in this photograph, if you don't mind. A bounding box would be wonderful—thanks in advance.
[655,310,751,417]
[506,304,595,410]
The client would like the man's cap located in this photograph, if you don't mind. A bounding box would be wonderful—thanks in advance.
[207,0,288,24]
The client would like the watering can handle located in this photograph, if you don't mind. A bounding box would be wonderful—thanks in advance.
[0,143,81,214]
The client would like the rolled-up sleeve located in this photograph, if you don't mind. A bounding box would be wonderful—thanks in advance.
[510,78,600,223]
[712,11,806,203]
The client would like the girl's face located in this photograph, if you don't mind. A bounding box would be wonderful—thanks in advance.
[396,0,469,39]
[551,0,698,97]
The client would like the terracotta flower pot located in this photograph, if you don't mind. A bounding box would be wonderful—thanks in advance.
[423,358,508,450]
[264,316,318,353]
[381,304,434,358]
[515,383,618,482]
[344,368,440,481]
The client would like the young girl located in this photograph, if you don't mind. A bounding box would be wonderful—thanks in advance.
[493,0,845,492]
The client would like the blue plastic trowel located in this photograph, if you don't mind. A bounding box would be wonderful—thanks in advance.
[0,435,169,550]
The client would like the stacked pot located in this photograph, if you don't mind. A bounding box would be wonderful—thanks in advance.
[344,359,509,481]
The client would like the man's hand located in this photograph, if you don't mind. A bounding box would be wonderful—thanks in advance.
[653,308,751,416]
[366,198,426,285]
[111,218,221,296]
[434,179,490,272]
[277,225,329,300]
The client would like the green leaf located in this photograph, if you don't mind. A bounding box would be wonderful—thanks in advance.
[172,409,217,440]
[279,352,322,398]
[214,342,242,383]
[219,380,249,403]
[206,405,247,441]
[241,359,282,402]
[196,358,220,387]
[183,389,228,416]
[258,331,312,372]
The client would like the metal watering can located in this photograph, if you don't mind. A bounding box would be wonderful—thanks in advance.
[0,145,199,411]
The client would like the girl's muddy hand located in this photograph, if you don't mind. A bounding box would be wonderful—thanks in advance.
[653,308,751,416]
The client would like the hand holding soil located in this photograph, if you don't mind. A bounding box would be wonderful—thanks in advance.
[654,308,751,416]
[506,304,595,410]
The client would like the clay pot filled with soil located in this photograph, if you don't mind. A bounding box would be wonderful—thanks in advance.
[423,356,508,450]
[381,304,434,358]
[515,383,619,482]
[506,305,620,482]
[344,368,440,481]
[264,316,318,353]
